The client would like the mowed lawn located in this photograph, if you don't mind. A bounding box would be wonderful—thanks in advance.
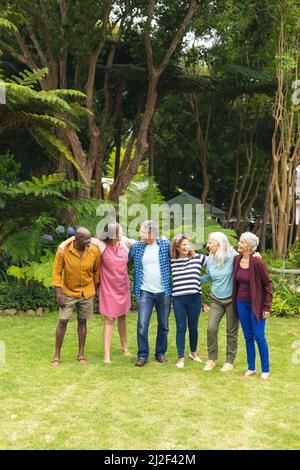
[0,310,299,450]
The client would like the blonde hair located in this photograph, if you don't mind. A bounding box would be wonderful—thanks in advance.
[240,232,259,252]
[207,232,235,266]
[171,234,195,259]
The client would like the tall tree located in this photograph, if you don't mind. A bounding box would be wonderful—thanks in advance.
[0,0,132,196]
[270,3,300,257]
[107,0,197,201]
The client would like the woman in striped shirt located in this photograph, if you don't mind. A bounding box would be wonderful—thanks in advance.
[170,234,206,368]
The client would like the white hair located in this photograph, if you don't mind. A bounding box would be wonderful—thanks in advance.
[241,232,259,252]
[141,220,159,237]
[207,232,235,266]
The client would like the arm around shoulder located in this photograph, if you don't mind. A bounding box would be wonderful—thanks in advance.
[58,236,74,252]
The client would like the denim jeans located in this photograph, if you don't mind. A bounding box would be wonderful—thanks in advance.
[137,290,171,361]
[172,293,202,358]
[237,299,269,373]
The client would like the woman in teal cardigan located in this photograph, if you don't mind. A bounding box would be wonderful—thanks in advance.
[200,232,239,372]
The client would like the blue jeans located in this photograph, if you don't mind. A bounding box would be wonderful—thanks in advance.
[236,299,269,373]
[172,294,202,358]
[137,290,171,361]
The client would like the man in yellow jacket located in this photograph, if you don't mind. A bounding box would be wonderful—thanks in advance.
[52,227,100,366]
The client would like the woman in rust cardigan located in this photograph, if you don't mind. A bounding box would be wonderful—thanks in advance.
[232,232,272,380]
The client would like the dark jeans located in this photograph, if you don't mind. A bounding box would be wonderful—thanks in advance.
[237,299,269,373]
[172,293,202,358]
[137,290,171,361]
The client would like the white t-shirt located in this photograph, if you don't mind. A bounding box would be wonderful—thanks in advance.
[141,243,164,293]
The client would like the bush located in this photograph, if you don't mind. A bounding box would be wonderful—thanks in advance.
[262,243,300,269]
[201,281,212,306]
[7,250,55,288]
[0,279,56,310]
[128,263,138,311]
[270,275,300,317]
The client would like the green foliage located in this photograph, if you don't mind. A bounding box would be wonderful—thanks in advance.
[0,152,21,183]
[3,229,42,264]
[270,275,300,317]
[128,263,138,311]
[0,279,56,310]
[7,250,55,288]
[7,67,50,88]
[0,16,18,33]
[119,177,166,237]
[163,209,237,251]
[1,68,88,181]
[262,243,300,269]
[0,173,83,249]
[201,281,212,306]
[71,198,116,236]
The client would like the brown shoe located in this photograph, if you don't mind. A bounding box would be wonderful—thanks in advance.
[156,355,167,364]
[135,358,146,367]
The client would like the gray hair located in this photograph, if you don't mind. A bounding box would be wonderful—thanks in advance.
[241,232,259,252]
[141,220,159,237]
[208,232,235,266]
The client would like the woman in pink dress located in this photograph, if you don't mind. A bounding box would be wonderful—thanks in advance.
[98,223,134,363]
[58,223,135,363]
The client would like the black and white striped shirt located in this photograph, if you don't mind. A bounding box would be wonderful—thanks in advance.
[171,254,206,296]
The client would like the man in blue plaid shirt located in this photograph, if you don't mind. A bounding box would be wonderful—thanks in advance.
[129,220,171,366]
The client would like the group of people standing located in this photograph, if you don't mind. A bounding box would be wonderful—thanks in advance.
[52,220,272,380]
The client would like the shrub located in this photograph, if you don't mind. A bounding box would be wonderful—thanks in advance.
[262,243,300,269]
[0,279,56,310]
[270,275,300,317]
[7,250,55,287]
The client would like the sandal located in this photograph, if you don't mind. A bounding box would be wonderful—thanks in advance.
[240,370,256,377]
[51,358,60,367]
[77,356,88,365]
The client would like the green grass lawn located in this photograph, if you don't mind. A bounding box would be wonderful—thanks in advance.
[0,311,299,450]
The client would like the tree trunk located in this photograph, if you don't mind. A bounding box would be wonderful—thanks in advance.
[257,160,273,251]
[108,0,197,201]
[148,125,155,177]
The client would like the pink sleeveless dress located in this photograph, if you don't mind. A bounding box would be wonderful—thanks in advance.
[99,243,131,317]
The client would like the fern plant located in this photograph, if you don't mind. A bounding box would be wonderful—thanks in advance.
[7,250,55,288]
[0,173,83,250]
[0,67,88,182]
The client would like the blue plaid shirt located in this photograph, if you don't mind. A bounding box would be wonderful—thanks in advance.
[129,238,172,304]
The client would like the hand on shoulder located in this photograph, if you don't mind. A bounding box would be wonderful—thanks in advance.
[58,235,75,252]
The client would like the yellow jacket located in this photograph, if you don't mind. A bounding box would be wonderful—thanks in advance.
[52,241,100,298]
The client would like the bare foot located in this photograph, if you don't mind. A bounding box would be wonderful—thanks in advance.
[121,348,131,357]
[51,358,60,367]
[103,357,112,364]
